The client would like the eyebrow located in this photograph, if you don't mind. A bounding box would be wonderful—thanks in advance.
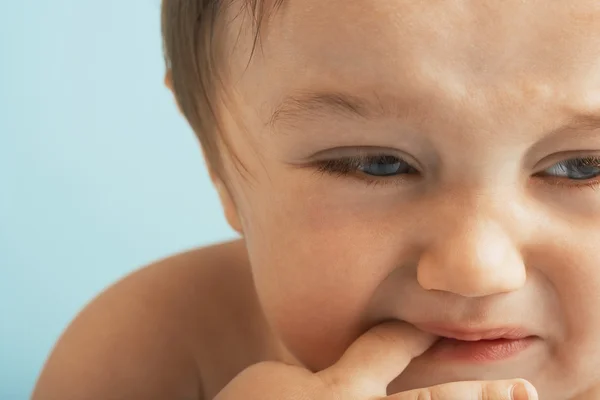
[554,113,600,136]
[267,91,400,128]
[267,90,600,135]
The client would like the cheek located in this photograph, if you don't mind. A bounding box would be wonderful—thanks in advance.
[537,221,600,339]
[549,243,600,343]
[241,183,410,370]
[527,217,600,385]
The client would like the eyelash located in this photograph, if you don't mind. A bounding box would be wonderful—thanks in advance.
[313,154,600,190]
[535,156,600,191]
[313,153,415,188]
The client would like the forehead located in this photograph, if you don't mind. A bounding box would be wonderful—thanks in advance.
[233,0,600,119]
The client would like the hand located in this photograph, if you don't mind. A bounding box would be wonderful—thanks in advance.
[214,321,538,400]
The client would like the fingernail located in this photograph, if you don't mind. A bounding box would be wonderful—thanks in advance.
[511,382,537,400]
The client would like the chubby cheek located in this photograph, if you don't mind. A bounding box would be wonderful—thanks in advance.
[528,215,600,388]
[241,181,410,371]
[540,224,600,344]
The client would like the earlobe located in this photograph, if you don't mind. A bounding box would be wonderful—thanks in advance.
[164,69,184,115]
[168,67,242,234]
[166,68,243,234]
[164,69,173,90]
[214,179,244,235]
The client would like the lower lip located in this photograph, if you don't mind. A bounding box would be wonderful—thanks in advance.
[428,337,537,363]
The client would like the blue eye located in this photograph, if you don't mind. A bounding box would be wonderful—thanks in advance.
[316,154,418,178]
[357,155,416,176]
[543,157,600,180]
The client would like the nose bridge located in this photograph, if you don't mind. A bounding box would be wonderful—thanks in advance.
[426,186,517,239]
[416,189,527,297]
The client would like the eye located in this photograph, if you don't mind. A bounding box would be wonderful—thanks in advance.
[541,157,600,181]
[358,155,417,177]
[315,154,418,178]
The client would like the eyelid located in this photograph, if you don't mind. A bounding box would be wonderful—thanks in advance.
[307,152,600,191]
[535,156,600,177]
[533,150,600,172]
[308,146,423,170]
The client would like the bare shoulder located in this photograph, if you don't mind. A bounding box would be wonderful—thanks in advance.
[33,239,276,400]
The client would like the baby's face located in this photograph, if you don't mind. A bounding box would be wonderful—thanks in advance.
[217,0,600,398]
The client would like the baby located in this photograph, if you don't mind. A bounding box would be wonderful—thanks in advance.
[32,0,600,399]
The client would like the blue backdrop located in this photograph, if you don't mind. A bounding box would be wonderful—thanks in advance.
[0,1,237,398]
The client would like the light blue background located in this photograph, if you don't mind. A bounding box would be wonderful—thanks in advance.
[0,1,237,398]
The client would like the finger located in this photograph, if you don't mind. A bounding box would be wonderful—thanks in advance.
[388,379,538,400]
[317,321,437,396]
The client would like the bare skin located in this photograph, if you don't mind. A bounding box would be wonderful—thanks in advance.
[31,241,535,400]
[32,240,284,400]
[33,0,600,398]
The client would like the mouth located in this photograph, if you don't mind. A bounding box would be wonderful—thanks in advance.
[415,323,539,363]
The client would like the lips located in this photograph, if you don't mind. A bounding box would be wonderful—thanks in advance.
[415,323,532,341]
[414,323,538,363]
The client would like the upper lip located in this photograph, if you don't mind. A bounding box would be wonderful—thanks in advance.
[414,323,533,341]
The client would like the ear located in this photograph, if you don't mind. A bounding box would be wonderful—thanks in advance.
[212,176,244,235]
[164,69,184,115]
[164,69,172,89]
[166,69,243,235]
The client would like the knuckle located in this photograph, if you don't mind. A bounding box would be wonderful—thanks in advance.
[425,382,490,400]
[479,381,507,400]
[408,381,511,400]
[370,326,397,346]
[319,371,351,391]
[480,384,488,400]
[415,389,433,400]
[370,327,411,357]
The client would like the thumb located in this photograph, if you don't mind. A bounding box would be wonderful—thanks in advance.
[317,321,437,396]
[388,379,538,400]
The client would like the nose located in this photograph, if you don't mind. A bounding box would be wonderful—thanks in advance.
[417,210,527,298]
